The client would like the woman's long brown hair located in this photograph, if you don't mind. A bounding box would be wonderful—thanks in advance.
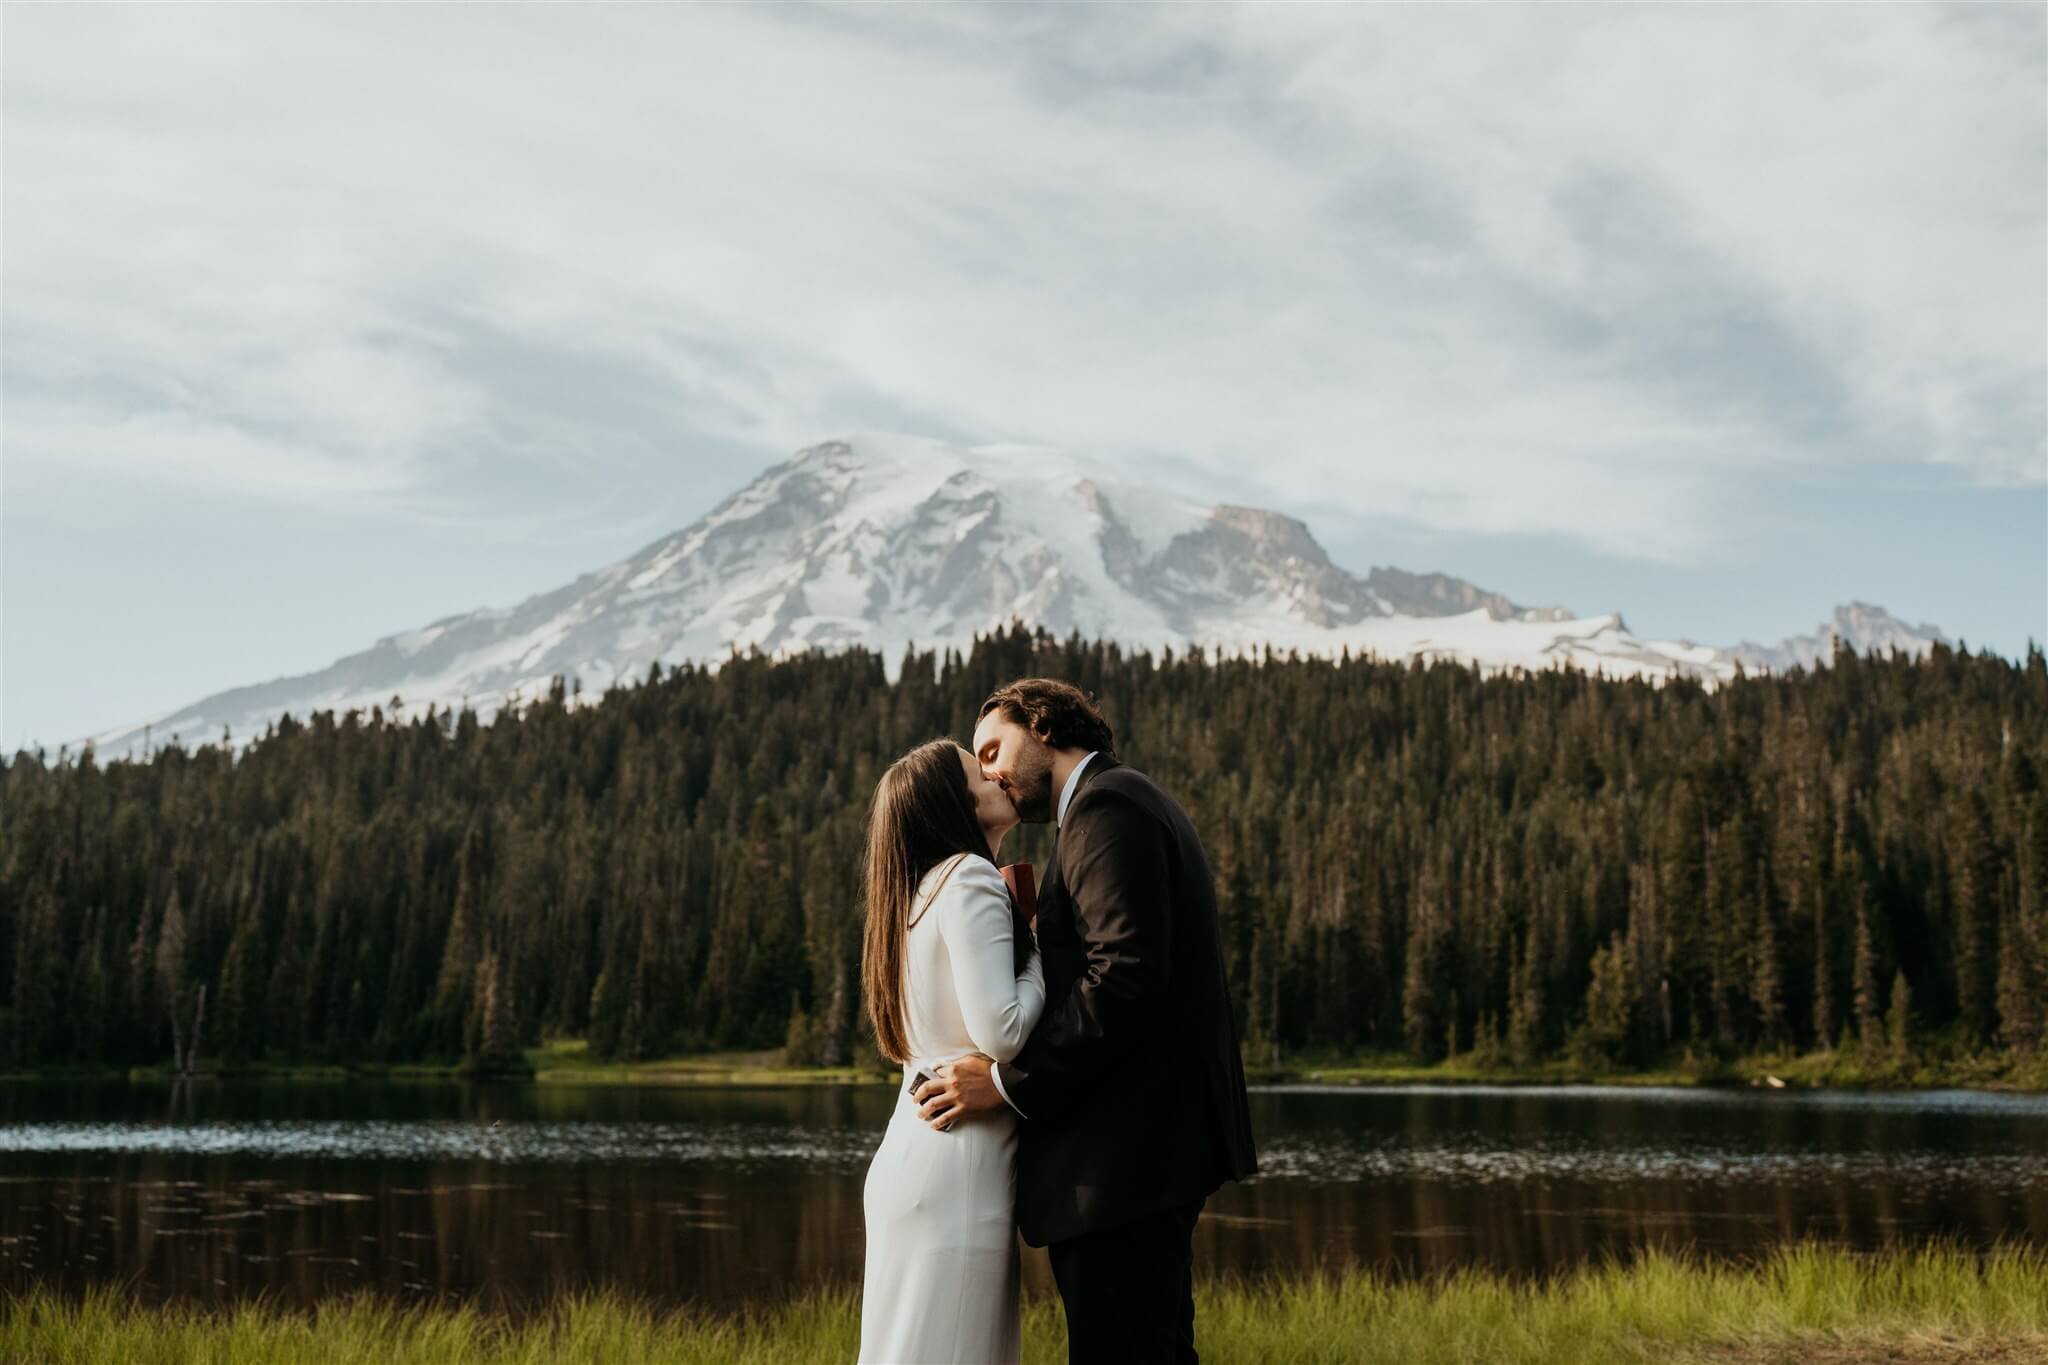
[862,739,1001,1064]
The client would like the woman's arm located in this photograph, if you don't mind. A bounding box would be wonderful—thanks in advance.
[938,858,1045,1063]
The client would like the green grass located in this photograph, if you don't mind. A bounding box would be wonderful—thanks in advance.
[522,1039,886,1087]
[6,1244,2045,1364]
[1257,1043,2048,1093]
[48,1042,887,1088]
[1258,1049,1709,1088]
[12,1034,2044,1093]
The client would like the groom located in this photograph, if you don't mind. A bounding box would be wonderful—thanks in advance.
[914,678,1257,1363]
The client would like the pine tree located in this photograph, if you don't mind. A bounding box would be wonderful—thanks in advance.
[1950,794,1999,1043]
[1246,920,1279,1068]
[1888,969,1914,1064]
[434,821,488,1056]
[125,900,157,1054]
[1751,890,1786,1047]
[472,949,519,1070]
[155,887,190,1071]
[1581,934,1635,1065]
[1509,922,1547,1064]
[1401,881,1449,1063]
[69,912,108,1064]
[784,991,821,1067]
[1852,892,1883,1054]
[215,919,264,1064]
[1995,898,2040,1054]
[1812,892,1837,1053]
[587,964,624,1061]
[9,891,61,1066]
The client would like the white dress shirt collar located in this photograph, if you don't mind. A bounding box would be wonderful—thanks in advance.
[1055,751,1099,829]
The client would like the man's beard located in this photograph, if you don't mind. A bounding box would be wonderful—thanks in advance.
[1007,748,1056,824]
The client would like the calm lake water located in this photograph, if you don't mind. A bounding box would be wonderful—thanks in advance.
[4,1080,2047,1312]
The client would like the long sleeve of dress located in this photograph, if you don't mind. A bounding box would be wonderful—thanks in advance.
[937,858,1046,1064]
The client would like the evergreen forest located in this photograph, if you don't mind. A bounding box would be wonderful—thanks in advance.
[3,626,2044,1078]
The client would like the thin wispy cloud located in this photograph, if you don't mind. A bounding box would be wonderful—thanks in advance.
[3,4,2041,569]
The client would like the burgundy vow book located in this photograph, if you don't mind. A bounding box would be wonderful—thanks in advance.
[999,862,1037,926]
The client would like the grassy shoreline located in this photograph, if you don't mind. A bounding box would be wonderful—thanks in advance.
[1261,1044,2048,1093]
[6,1244,2045,1364]
[8,1039,2045,1092]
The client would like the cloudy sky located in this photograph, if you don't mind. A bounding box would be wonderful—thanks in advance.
[3,5,2042,752]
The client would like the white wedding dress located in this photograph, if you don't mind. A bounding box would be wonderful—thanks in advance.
[860,853,1046,1365]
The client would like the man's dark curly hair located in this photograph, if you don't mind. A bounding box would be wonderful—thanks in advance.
[977,678,1117,757]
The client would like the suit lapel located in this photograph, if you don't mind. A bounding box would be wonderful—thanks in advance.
[1039,755,1120,927]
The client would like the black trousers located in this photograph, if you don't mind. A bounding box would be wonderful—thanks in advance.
[1046,1197,1205,1365]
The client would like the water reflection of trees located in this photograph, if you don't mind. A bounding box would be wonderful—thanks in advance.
[4,1085,2047,1311]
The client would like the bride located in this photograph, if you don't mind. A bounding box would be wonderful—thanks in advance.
[858,738,1045,1365]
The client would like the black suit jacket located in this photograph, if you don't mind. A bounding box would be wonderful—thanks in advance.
[1001,756,1257,1247]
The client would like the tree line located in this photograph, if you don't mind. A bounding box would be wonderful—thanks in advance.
[3,625,2043,1074]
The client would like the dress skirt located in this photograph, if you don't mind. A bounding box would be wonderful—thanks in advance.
[859,1070,1023,1364]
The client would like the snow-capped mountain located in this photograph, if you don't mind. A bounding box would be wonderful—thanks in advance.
[1726,602,1949,673]
[74,436,1950,760]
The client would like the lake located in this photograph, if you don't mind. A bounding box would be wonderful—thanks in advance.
[4,1079,2046,1312]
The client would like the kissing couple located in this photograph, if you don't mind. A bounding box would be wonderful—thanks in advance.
[858,678,1258,1364]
